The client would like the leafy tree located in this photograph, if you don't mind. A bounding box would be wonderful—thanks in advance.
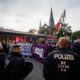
[28,29,37,34]
[38,26,55,35]
[71,30,80,40]
[58,23,72,38]
[38,23,72,39]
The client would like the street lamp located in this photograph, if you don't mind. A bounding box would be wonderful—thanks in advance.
[45,32,47,40]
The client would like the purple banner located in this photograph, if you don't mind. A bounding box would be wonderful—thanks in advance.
[32,44,51,63]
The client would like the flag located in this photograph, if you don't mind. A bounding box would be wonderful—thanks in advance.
[56,21,61,29]
[60,9,66,22]
[12,40,16,43]
[60,14,63,18]
[24,35,26,44]
[50,9,66,39]
[60,18,63,24]
[54,34,57,37]
[16,36,20,42]
[56,30,61,35]
[49,34,57,40]
[57,31,60,34]
[53,29,56,34]
[60,9,66,18]
[63,9,66,17]
[21,38,23,42]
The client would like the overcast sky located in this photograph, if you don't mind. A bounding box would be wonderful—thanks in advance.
[0,0,80,32]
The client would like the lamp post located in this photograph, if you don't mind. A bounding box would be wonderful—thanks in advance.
[45,32,47,41]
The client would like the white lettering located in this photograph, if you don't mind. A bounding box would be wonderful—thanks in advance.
[54,54,74,60]
[35,48,44,58]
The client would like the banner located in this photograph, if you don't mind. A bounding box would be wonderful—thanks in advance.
[20,42,32,56]
[32,44,52,62]
[34,47,44,58]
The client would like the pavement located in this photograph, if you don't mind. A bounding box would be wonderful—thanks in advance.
[24,57,45,80]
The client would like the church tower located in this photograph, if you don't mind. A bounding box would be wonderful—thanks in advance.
[49,7,54,28]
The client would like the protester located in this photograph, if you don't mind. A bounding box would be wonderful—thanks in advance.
[0,42,3,52]
[0,42,7,80]
[38,38,45,45]
[2,40,9,53]
[43,37,80,80]
[9,42,14,53]
[70,41,80,55]
[5,44,33,80]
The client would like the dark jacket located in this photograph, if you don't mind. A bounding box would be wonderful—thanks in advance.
[0,50,7,80]
[70,43,80,55]
[5,52,28,80]
[2,43,9,53]
[43,48,80,80]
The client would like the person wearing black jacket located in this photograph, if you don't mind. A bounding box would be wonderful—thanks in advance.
[0,42,7,80]
[2,40,9,53]
[43,37,80,80]
[5,44,33,80]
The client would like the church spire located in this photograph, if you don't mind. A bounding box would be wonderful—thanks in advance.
[49,7,54,28]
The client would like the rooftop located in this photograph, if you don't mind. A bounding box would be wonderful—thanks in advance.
[0,28,46,36]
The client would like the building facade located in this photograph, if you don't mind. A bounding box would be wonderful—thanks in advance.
[0,28,48,42]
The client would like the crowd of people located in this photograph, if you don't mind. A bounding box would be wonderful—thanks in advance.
[0,37,80,80]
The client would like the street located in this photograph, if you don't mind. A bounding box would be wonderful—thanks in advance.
[24,57,45,80]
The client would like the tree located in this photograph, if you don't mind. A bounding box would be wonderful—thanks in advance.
[58,23,72,38]
[28,29,37,34]
[38,24,55,35]
[38,23,72,39]
[71,30,80,40]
